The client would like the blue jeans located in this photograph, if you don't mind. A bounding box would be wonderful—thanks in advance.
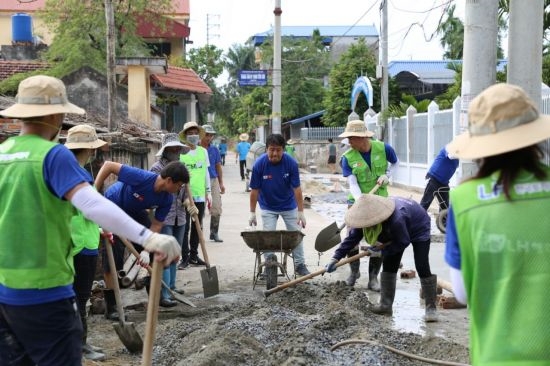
[261,208,305,265]
[161,224,185,300]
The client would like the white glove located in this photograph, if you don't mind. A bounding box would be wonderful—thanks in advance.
[143,233,181,266]
[377,174,389,186]
[186,204,199,217]
[248,212,257,227]
[139,250,150,266]
[297,211,306,228]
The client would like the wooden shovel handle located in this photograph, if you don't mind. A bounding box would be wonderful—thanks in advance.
[104,238,127,325]
[192,213,211,268]
[141,259,162,366]
[264,251,371,297]
[368,183,381,195]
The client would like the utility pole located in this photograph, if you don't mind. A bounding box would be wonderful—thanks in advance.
[104,0,116,131]
[460,0,499,177]
[379,0,388,114]
[507,0,544,107]
[272,0,282,134]
[206,14,220,45]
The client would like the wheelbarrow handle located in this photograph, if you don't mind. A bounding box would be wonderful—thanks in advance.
[263,251,371,297]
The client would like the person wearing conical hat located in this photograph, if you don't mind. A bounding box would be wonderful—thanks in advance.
[445,83,550,365]
[324,194,437,322]
[338,120,399,291]
[0,75,180,364]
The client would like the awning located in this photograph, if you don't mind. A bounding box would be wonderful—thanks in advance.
[284,110,325,125]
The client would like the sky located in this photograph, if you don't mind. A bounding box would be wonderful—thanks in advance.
[187,0,466,61]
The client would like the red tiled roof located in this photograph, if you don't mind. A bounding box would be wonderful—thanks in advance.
[0,60,48,81]
[0,0,46,12]
[152,66,212,95]
[137,15,189,38]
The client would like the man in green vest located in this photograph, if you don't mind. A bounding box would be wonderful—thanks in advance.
[339,120,398,291]
[178,121,211,268]
[0,75,180,365]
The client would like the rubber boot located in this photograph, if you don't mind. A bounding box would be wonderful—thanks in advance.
[420,274,439,322]
[345,259,361,286]
[103,289,120,321]
[367,256,382,292]
[143,276,151,296]
[369,272,397,316]
[209,216,223,242]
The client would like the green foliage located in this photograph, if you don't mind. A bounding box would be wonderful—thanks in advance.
[382,94,431,119]
[182,45,225,87]
[543,54,550,86]
[322,38,377,126]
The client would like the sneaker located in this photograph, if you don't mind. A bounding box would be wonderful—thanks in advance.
[189,256,206,266]
[178,258,189,270]
[295,263,310,276]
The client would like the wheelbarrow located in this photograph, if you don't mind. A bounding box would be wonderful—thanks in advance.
[241,230,304,290]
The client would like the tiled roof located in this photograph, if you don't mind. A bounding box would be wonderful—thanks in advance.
[0,0,46,12]
[151,66,212,95]
[0,60,48,81]
[136,13,190,38]
[388,60,508,78]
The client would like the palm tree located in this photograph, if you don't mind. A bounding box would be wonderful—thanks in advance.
[224,44,256,90]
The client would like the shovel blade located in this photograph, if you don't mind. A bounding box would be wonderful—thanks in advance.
[113,321,143,353]
[171,292,197,308]
[200,266,219,298]
[315,222,344,252]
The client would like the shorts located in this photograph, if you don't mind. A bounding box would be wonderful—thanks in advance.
[328,155,336,164]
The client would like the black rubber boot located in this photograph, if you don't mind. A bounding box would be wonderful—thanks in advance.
[209,216,223,242]
[367,256,382,292]
[345,259,361,286]
[369,272,397,316]
[143,276,151,296]
[420,274,439,322]
[103,289,120,321]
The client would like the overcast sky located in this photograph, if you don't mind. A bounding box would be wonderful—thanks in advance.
[188,0,467,61]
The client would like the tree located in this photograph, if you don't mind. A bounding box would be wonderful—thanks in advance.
[181,45,224,88]
[224,44,256,91]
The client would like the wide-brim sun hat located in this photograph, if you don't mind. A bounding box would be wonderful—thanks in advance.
[239,133,249,141]
[156,132,186,157]
[338,120,375,138]
[64,124,106,150]
[0,75,85,118]
[345,194,395,228]
[178,121,205,141]
[202,124,216,135]
[447,83,550,159]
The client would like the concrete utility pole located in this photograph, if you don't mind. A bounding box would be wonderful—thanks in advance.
[507,0,544,107]
[459,0,499,178]
[272,0,282,135]
[104,0,117,131]
[380,0,388,113]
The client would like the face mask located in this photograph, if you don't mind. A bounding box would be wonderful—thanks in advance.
[187,135,200,146]
[164,151,181,162]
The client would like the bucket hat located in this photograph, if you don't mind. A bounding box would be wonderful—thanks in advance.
[447,83,550,159]
[345,194,395,228]
[338,120,374,138]
[156,133,186,157]
[64,124,106,150]
[178,121,204,141]
[202,124,216,135]
[0,75,85,118]
[239,133,249,141]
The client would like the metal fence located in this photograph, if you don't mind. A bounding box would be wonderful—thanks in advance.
[300,126,344,140]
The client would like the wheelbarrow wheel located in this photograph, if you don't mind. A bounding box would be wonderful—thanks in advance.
[265,254,278,290]
[436,209,448,234]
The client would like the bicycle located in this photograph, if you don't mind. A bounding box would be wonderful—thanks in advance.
[433,186,450,234]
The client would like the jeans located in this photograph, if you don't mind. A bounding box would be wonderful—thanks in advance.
[261,208,305,265]
[239,160,247,180]
[161,224,185,299]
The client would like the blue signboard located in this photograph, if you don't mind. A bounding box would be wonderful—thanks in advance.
[238,70,268,87]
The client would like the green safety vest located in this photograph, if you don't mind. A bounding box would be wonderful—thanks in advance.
[344,140,389,200]
[0,135,74,289]
[180,147,208,201]
[71,205,100,256]
[451,168,550,365]
[285,145,296,158]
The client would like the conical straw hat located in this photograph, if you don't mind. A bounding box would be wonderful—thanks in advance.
[345,194,395,228]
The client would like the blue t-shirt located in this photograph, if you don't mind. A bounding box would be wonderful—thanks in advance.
[105,165,173,222]
[341,143,398,177]
[0,144,92,305]
[219,142,227,155]
[207,145,221,178]
[237,141,251,161]
[249,153,300,211]
[428,147,459,185]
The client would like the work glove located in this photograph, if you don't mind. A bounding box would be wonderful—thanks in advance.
[138,250,151,266]
[377,174,389,186]
[99,228,114,244]
[325,258,338,273]
[366,246,382,258]
[248,212,257,227]
[143,233,181,266]
[297,211,306,228]
[183,199,199,217]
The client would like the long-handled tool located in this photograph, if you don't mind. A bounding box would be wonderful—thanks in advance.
[264,251,371,297]
[141,258,162,366]
[315,222,346,252]
[119,237,196,308]
[104,238,143,353]
[193,213,219,298]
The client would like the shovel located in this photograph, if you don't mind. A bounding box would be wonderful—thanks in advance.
[141,257,162,366]
[119,237,196,308]
[104,238,143,353]
[264,250,371,297]
[192,213,219,298]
